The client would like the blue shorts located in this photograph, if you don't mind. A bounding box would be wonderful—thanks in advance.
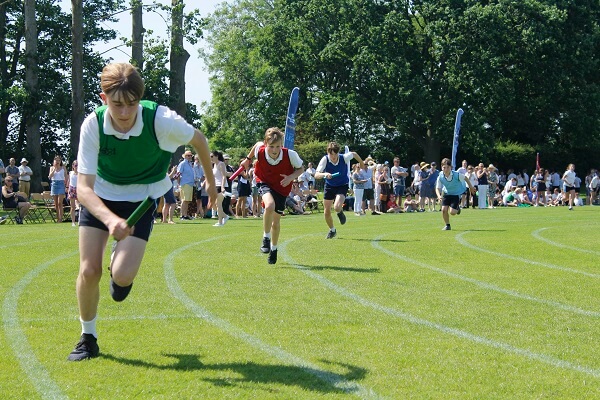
[323,184,348,201]
[393,185,405,197]
[257,183,287,215]
[51,180,66,196]
[163,187,176,204]
[79,198,156,241]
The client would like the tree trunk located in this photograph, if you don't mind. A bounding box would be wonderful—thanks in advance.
[422,126,441,165]
[24,0,42,193]
[169,0,189,164]
[131,1,144,70]
[71,0,84,163]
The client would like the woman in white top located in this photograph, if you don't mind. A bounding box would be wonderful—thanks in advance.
[562,163,577,210]
[68,160,79,226]
[211,150,229,226]
[49,155,67,223]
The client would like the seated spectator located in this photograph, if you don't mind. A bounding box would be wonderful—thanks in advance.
[573,193,584,207]
[2,176,31,224]
[285,194,310,215]
[385,194,403,213]
[502,187,521,207]
[403,193,419,212]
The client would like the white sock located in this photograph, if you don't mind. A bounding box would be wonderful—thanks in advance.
[264,232,271,239]
[271,244,277,251]
[330,227,336,232]
[81,316,98,338]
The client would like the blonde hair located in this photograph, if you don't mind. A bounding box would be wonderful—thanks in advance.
[264,127,284,145]
[100,63,145,102]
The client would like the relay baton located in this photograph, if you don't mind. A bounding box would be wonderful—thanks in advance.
[229,165,245,182]
[330,172,340,178]
[126,197,155,227]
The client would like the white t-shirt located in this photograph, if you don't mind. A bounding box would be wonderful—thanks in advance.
[563,170,576,186]
[78,104,194,201]
[69,171,78,188]
[316,152,354,173]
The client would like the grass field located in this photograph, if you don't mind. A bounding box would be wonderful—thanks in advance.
[1,205,599,399]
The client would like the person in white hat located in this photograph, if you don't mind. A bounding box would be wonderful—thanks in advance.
[18,158,33,198]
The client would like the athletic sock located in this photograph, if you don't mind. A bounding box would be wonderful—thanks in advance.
[271,244,278,251]
[81,316,98,339]
[264,232,271,239]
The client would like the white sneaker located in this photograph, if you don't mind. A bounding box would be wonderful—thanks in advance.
[222,215,230,225]
[72,222,77,227]
[213,222,223,227]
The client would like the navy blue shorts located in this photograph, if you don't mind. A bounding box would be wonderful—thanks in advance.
[79,198,156,241]
[323,184,348,201]
[258,183,287,215]
[163,187,176,204]
[442,194,460,210]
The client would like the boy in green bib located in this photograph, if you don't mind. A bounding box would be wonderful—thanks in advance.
[67,63,217,361]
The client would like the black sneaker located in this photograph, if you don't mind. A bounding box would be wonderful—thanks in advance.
[337,211,346,225]
[442,225,451,230]
[326,229,337,239]
[268,249,277,264]
[260,237,270,253]
[371,210,381,215]
[457,207,461,215]
[110,278,133,302]
[67,333,99,361]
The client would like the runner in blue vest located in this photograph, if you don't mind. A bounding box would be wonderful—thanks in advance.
[436,158,476,231]
[315,142,364,239]
[67,63,217,361]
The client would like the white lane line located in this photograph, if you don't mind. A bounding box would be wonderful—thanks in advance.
[3,252,78,400]
[372,236,600,318]
[455,231,600,278]
[280,235,600,378]
[164,237,381,399]
[532,228,600,256]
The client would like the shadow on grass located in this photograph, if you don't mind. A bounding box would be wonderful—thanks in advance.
[340,237,415,243]
[101,353,367,394]
[286,264,380,273]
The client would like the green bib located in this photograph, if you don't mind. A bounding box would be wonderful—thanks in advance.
[95,100,171,185]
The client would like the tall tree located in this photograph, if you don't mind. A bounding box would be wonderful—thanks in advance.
[71,0,84,163]
[131,0,144,69]
[169,0,189,162]
[23,0,42,193]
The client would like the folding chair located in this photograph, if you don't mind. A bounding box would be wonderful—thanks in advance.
[30,193,55,222]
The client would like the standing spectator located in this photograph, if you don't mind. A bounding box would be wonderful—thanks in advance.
[161,165,179,224]
[424,162,439,211]
[49,155,67,223]
[417,162,431,212]
[192,155,205,219]
[476,162,489,209]
[235,159,251,218]
[551,169,562,192]
[210,151,229,226]
[362,159,380,215]
[6,158,19,192]
[68,160,79,226]
[522,169,529,190]
[305,162,316,189]
[378,164,391,213]
[0,157,5,176]
[487,164,499,208]
[390,157,408,207]
[466,165,478,208]
[2,176,32,224]
[315,142,364,239]
[18,158,33,198]
[249,160,262,218]
[589,172,599,205]
[584,169,595,205]
[177,150,195,220]
[562,163,577,210]
[456,160,468,207]
[411,160,420,186]
[351,163,366,216]
[222,154,235,217]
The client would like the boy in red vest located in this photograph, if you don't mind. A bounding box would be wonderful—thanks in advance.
[240,127,304,264]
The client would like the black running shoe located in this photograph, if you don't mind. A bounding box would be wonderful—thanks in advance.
[337,211,346,225]
[260,237,270,253]
[442,225,451,230]
[268,249,277,264]
[457,207,461,215]
[110,278,133,302]
[326,229,337,239]
[67,333,99,361]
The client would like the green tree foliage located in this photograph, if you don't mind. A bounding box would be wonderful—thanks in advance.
[203,0,599,170]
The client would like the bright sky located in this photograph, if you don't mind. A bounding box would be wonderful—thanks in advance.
[59,1,224,107]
